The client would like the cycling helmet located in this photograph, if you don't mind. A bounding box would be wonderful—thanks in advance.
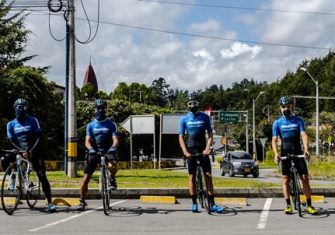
[279,96,293,106]
[94,98,107,109]
[13,98,28,109]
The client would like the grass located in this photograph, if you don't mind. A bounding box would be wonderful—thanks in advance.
[45,169,280,189]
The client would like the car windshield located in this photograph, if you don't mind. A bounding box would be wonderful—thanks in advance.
[231,153,252,160]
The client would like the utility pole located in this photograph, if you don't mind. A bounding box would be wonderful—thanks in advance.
[67,0,77,177]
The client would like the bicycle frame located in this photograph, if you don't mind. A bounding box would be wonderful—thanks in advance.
[190,153,210,214]
[96,152,111,215]
[281,154,305,217]
[1,150,41,215]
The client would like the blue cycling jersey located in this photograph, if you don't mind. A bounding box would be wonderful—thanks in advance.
[272,115,305,155]
[86,118,118,152]
[179,112,212,152]
[7,115,41,150]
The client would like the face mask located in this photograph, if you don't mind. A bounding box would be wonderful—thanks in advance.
[15,107,27,120]
[283,108,292,117]
[95,110,106,121]
[190,106,199,113]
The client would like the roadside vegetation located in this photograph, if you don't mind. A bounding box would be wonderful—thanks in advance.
[46,170,280,189]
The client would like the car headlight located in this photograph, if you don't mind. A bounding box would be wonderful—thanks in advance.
[232,162,241,166]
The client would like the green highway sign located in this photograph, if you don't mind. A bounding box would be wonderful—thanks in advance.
[219,111,240,123]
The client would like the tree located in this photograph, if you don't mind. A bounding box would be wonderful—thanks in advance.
[150,77,170,106]
[0,2,34,73]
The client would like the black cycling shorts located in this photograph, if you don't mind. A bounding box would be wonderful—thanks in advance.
[281,158,308,176]
[186,155,211,175]
[84,153,118,175]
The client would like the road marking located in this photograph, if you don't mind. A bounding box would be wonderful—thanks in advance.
[299,195,325,203]
[215,197,247,206]
[28,200,127,232]
[257,198,272,230]
[140,196,176,204]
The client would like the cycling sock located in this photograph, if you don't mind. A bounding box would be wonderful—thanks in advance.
[307,199,312,207]
[208,195,214,206]
[286,199,291,206]
[191,195,197,204]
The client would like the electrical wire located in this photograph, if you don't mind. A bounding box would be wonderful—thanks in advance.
[77,18,332,50]
[137,0,335,16]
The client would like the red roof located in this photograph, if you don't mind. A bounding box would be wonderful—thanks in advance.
[82,63,98,91]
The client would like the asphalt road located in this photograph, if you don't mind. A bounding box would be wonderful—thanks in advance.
[0,198,334,234]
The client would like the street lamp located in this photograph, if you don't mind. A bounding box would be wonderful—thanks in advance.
[300,67,319,156]
[243,111,249,153]
[253,91,264,160]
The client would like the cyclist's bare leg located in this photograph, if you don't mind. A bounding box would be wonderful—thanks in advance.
[107,162,118,177]
[205,172,214,195]
[300,174,312,199]
[79,173,92,199]
[189,174,196,195]
[282,175,291,199]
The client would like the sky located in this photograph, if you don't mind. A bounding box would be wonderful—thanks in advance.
[10,0,335,93]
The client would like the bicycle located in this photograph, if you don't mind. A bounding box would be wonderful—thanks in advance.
[190,153,210,214]
[97,152,113,215]
[280,154,305,217]
[1,150,41,215]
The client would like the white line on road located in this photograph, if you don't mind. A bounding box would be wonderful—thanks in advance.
[257,198,272,230]
[28,200,127,232]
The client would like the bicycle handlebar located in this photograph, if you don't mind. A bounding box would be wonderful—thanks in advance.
[188,153,206,158]
[280,154,305,160]
[1,149,27,154]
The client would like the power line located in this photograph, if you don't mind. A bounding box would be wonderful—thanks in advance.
[137,0,335,16]
[77,18,332,50]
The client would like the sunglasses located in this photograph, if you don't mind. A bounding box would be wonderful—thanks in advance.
[280,105,292,109]
[187,101,199,106]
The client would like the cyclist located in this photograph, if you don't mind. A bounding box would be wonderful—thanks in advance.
[272,96,317,215]
[6,98,57,212]
[179,97,224,213]
[77,99,119,211]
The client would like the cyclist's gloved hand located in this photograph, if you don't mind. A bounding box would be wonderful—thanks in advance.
[107,146,116,154]
[88,148,96,155]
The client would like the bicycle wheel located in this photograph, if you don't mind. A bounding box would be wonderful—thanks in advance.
[100,166,110,215]
[199,167,210,214]
[292,169,302,217]
[1,165,21,215]
[195,167,204,208]
[26,169,41,208]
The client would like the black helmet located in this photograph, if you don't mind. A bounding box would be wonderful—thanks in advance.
[94,98,107,108]
[279,96,293,106]
[14,98,28,109]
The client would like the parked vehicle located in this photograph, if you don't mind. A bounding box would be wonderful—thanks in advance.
[220,151,259,178]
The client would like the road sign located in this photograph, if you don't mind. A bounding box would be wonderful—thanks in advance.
[260,138,267,147]
[219,112,240,123]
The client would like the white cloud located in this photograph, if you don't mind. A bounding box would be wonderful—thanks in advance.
[220,42,262,59]
[19,0,335,93]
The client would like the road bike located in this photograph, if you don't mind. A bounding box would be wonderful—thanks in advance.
[1,150,41,215]
[280,154,305,217]
[97,152,114,215]
[190,153,210,214]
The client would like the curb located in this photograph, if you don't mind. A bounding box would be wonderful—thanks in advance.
[50,188,335,199]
